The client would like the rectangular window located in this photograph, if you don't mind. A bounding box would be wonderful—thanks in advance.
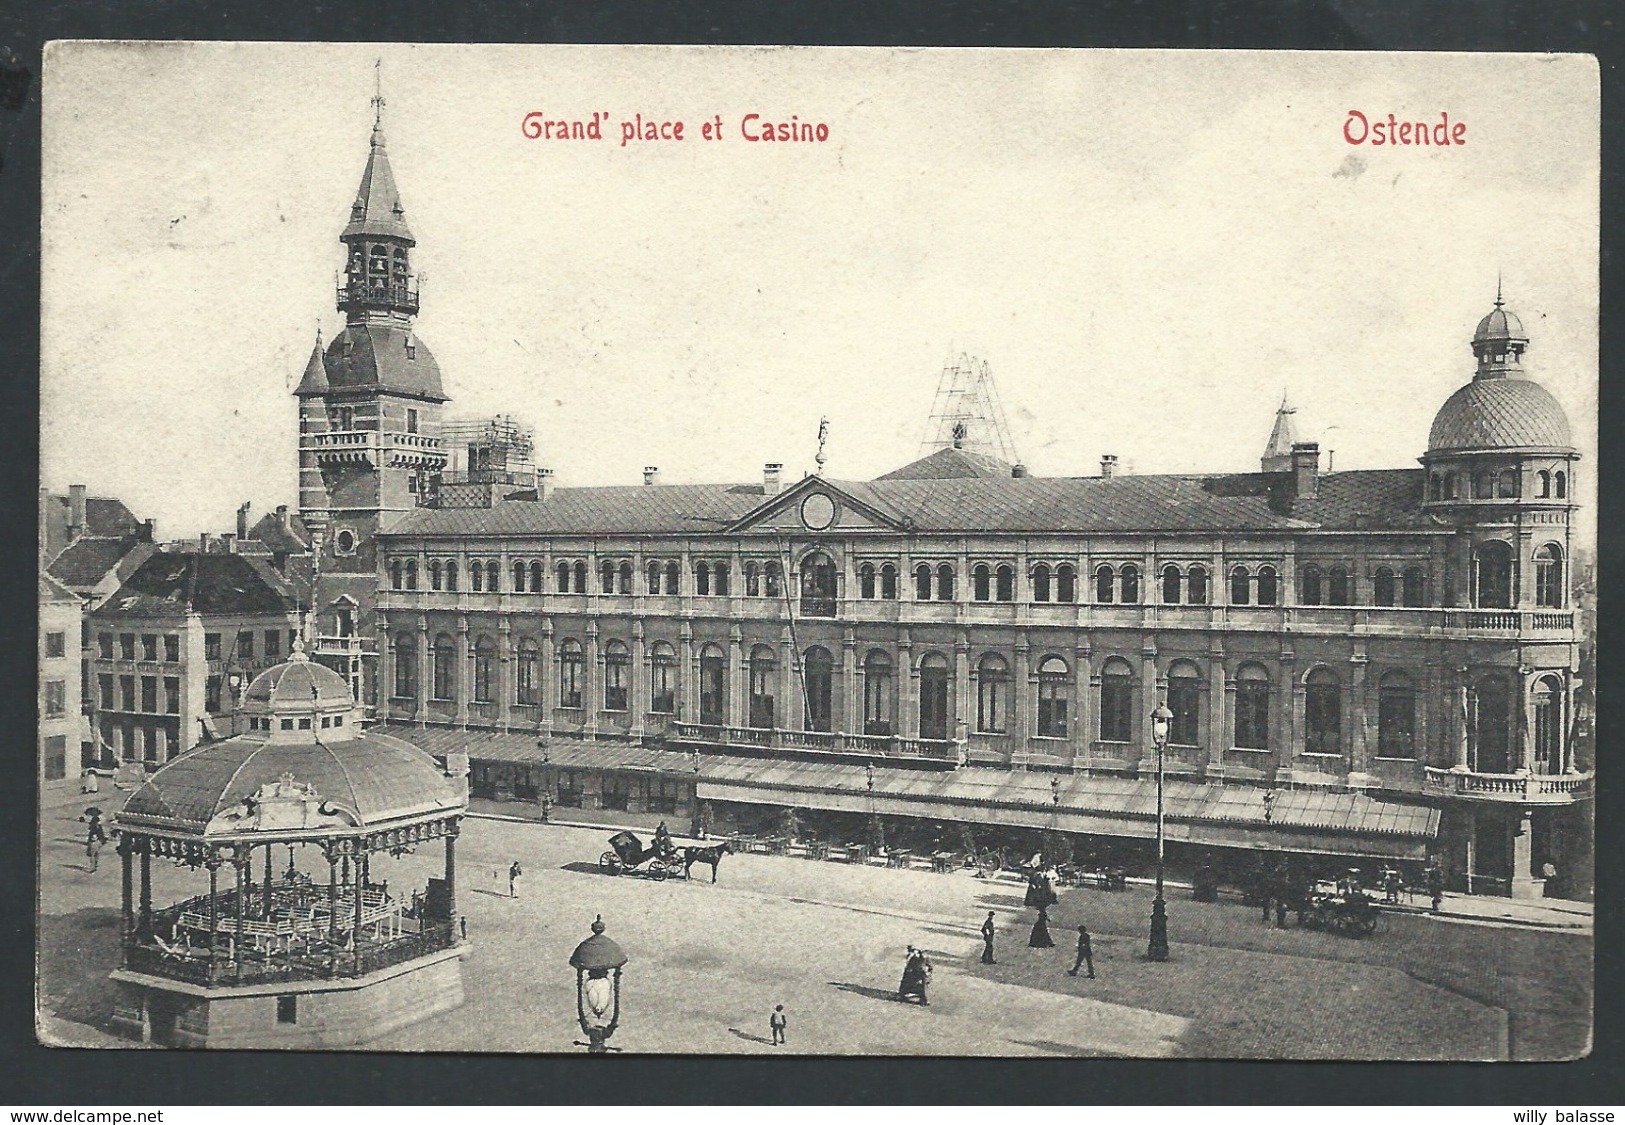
[1168,680,1201,746]
[650,659,675,714]
[140,676,157,713]
[1235,682,1271,750]
[45,632,66,659]
[1099,677,1133,743]
[164,634,180,663]
[120,633,135,661]
[237,631,254,660]
[44,680,66,717]
[1037,681,1068,738]
[164,677,180,714]
[43,735,67,781]
[119,675,136,712]
[143,726,158,762]
[559,653,583,710]
[265,630,281,658]
[604,654,629,712]
[277,995,298,1024]
[406,409,419,434]
[98,633,114,660]
[205,633,222,661]
[141,634,157,662]
[98,674,114,709]
[206,675,222,713]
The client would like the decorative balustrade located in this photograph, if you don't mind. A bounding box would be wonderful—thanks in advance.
[672,722,955,761]
[337,282,419,313]
[1423,766,1594,803]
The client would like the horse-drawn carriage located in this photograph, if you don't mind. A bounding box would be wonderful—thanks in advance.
[1294,880,1381,937]
[598,829,733,883]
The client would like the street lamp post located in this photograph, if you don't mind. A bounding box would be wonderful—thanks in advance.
[1147,703,1173,962]
[570,914,628,1053]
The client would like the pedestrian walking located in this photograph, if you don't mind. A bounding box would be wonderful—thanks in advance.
[898,946,931,1005]
[459,915,468,941]
[85,834,102,873]
[769,1004,787,1046]
[81,769,99,795]
[1066,924,1094,978]
[508,860,523,898]
[980,911,997,964]
[1029,905,1055,948]
[1274,894,1288,929]
[1425,860,1444,913]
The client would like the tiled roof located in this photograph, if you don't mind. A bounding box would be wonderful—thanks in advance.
[96,552,300,618]
[1428,377,1572,452]
[874,447,1016,481]
[307,323,445,402]
[46,536,149,589]
[115,731,462,835]
[39,571,80,603]
[342,121,414,242]
[247,511,311,554]
[387,466,1432,539]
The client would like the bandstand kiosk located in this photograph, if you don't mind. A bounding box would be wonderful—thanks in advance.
[109,644,469,1048]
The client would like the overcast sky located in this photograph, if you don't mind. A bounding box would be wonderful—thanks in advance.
[42,44,1597,543]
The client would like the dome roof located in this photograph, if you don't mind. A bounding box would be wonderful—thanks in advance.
[300,323,446,402]
[115,729,463,837]
[245,651,353,708]
[1428,377,1572,453]
[1473,303,1527,344]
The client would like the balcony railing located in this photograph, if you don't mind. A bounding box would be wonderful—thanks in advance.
[304,430,446,469]
[1423,766,1594,804]
[122,919,457,987]
[337,282,419,314]
[672,722,956,761]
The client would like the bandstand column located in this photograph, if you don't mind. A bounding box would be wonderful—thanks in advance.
[263,843,274,917]
[138,841,152,934]
[352,845,366,975]
[232,846,248,977]
[444,826,458,923]
[325,846,340,973]
[206,855,221,981]
[119,836,134,942]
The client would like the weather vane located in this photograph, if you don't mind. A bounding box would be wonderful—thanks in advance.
[372,58,385,124]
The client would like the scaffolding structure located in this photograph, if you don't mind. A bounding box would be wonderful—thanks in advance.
[439,415,537,483]
[919,353,1020,463]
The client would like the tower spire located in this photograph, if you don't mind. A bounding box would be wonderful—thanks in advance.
[1261,393,1299,472]
[1496,270,1503,308]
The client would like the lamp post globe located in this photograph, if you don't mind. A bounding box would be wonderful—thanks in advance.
[1147,704,1173,962]
[569,915,628,1053]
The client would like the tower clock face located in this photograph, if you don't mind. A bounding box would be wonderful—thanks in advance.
[800,492,837,531]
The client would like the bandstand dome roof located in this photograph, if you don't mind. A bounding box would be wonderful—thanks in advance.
[245,655,354,708]
[1427,377,1573,454]
[1473,304,1527,344]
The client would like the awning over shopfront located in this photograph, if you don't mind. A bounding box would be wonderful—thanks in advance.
[375,725,699,776]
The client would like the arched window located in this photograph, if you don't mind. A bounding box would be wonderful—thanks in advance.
[1472,674,1513,773]
[557,561,571,593]
[618,561,633,595]
[1234,664,1270,750]
[1537,470,1551,498]
[803,646,834,732]
[404,560,418,591]
[1056,564,1076,603]
[748,645,777,729]
[558,640,584,709]
[484,559,500,592]
[1036,655,1070,738]
[1402,566,1426,607]
[742,561,758,596]
[665,562,680,595]
[1532,674,1563,773]
[1429,473,1443,502]
[858,563,876,599]
[1473,470,1494,499]
[695,562,711,596]
[1474,540,1514,609]
[529,560,543,593]
[446,560,458,592]
[917,651,949,741]
[880,563,899,599]
[1443,471,1459,499]
[800,552,834,615]
[936,563,955,602]
[432,634,456,701]
[1304,668,1341,755]
[515,638,539,706]
[915,563,933,600]
[862,650,894,735]
[1230,565,1250,605]
[514,561,528,593]
[713,564,730,596]
[698,645,726,726]
[648,642,676,714]
[764,562,782,598]
[600,560,615,594]
[1099,657,1133,743]
[1373,567,1397,607]
[604,641,631,712]
[1187,565,1208,606]
[1535,543,1564,608]
[393,633,416,700]
[1327,565,1351,606]
[572,561,587,594]
[471,561,485,592]
[1168,661,1202,746]
[1497,469,1519,498]
[390,559,403,590]
[473,636,496,703]
[647,561,662,594]
[975,653,1010,735]
[1300,566,1322,606]
[1095,565,1115,604]
[1256,565,1278,606]
[1377,671,1416,758]
[1120,563,1140,603]
[1554,470,1567,499]
[972,564,991,602]
[1161,563,1182,605]
[1032,563,1052,603]
[430,561,443,591]
[995,564,1015,602]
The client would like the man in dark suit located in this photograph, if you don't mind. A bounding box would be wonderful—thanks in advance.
[980,911,997,964]
[1066,924,1094,978]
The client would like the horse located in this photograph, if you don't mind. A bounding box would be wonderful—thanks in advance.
[680,840,734,883]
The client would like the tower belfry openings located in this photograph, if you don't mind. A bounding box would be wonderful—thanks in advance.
[920,353,1020,464]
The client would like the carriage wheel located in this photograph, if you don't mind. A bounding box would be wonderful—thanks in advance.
[649,859,669,881]
[599,851,622,876]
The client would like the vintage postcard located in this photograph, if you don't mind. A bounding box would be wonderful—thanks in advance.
[38,43,1596,1058]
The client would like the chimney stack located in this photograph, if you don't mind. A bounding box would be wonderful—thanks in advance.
[68,484,87,538]
[538,467,556,500]
[199,532,211,553]
[1290,442,1320,500]
[643,466,661,486]
[141,519,155,542]
[236,501,251,540]
[275,504,289,532]
[1011,464,1028,478]
[763,463,783,496]
[1100,455,1117,479]
[222,533,236,554]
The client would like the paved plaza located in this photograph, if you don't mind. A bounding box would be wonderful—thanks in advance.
[38,792,1590,1059]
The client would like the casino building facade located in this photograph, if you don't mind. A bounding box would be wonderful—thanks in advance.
[296,103,1590,898]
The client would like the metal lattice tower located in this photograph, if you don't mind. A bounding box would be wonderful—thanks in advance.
[920,353,1020,463]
